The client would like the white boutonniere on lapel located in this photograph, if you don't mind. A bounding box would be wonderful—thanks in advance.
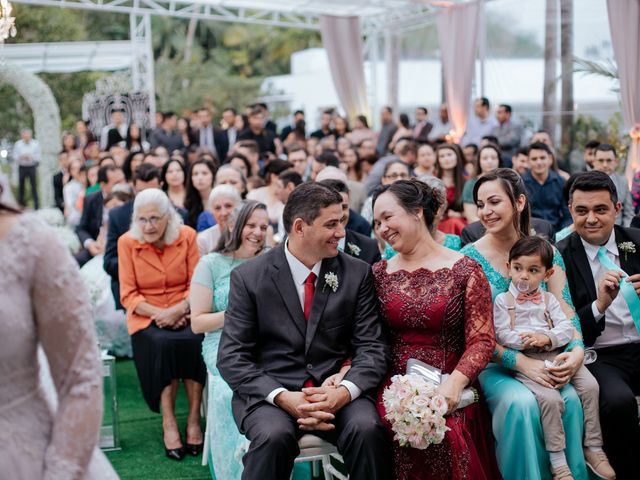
[347,242,361,257]
[323,272,339,293]
[618,242,636,261]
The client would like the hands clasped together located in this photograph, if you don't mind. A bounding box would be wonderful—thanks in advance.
[153,300,190,330]
[275,367,351,431]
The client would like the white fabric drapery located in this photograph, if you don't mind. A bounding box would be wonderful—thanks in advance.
[436,2,481,142]
[320,15,370,123]
[607,0,640,186]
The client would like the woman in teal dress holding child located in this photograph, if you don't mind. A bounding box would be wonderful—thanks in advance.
[190,201,310,480]
[460,169,590,480]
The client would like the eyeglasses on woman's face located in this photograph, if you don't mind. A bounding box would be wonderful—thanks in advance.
[136,215,164,227]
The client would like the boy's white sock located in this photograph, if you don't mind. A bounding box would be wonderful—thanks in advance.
[549,451,568,469]
[586,446,603,453]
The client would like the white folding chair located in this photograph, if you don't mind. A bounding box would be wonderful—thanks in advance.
[293,434,348,480]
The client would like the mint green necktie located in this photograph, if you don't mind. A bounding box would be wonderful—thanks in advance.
[597,246,640,333]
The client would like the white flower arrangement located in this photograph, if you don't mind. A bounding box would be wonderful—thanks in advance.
[53,226,81,254]
[323,271,339,293]
[383,374,450,449]
[347,242,361,257]
[35,207,65,227]
[618,242,636,261]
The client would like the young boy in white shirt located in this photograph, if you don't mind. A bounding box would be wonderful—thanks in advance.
[494,236,615,480]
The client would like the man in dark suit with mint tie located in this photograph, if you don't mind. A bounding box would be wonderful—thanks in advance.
[558,171,640,479]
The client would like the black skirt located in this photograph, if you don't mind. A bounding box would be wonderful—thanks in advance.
[131,322,206,412]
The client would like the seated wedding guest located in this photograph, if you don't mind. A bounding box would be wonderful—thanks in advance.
[317,166,372,237]
[310,150,340,181]
[75,164,125,266]
[384,175,463,261]
[285,143,309,179]
[340,145,363,182]
[63,156,87,228]
[118,188,204,461]
[558,171,640,479]
[436,143,467,234]
[227,152,252,180]
[185,158,216,231]
[123,151,144,182]
[0,192,118,479]
[247,159,292,231]
[364,139,416,195]
[126,122,150,153]
[461,168,590,479]
[495,237,614,480]
[349,115,375,146]
[196,185,242,256]
[274,169,303,242]
[371,179,500,479]
[319,178,381,265]
[161,158,187,211]
[361,160,411,226]
[523,142,571,233]
[238,106,276,157]
[388,113,412,152]
[104,163,162,310]
[215,164,247,198]
[512,146,530,175]
[413,142,437,177]
[530,131,571,180]
[462,143,503,223]
[234,140,261,180]
[150,111,184,153]
[592,144,634,227]
[583,140,600,171]
[190,200,306,480]
[217,182,392,480]
[463,144,479,179]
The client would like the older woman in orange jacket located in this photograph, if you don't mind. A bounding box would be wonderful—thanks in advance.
[118,188,205,461]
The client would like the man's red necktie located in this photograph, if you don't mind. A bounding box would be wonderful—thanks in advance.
[303,272,317,388]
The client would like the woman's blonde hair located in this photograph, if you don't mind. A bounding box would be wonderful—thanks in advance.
[130,188,183,245]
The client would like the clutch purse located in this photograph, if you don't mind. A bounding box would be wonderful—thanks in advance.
[406,358,479,410]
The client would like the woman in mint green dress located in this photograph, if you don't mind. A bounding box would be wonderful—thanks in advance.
[190,201,311,480]
[460,169,590,480]
[384,175,461,260]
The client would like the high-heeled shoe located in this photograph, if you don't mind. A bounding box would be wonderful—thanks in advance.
[184,441,203,456]
[164,443,186,461]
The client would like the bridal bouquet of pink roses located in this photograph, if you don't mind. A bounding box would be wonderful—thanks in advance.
[382,374,449,450]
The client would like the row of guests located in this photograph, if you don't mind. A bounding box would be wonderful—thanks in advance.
[113,164,640,479]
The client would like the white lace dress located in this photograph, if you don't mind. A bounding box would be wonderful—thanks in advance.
[0,213,118,480]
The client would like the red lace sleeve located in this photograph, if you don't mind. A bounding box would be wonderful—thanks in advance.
[454,261,496,381]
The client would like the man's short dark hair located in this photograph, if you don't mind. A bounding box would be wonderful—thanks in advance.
[499,104,512,113]
[223,107,237,115]
[478,97,490,109]
[286,142,307,155]
[134,163,162,183]
[482,135,499,145]
[383,105,393,114]
[319,179,349,195]
[163,111,176,120]
[236,140,260,156]
[569,171,618,205]
[294,110,304,117]
[315,151,340,168]
[595,143,617,158]
[516,146,530,156]
[257,102,268,111]
[97,165,120,184]
[282,182,342,234]
[278,169,303,189]
[509,236,554,270]
[585,140,601,150]
[528,142,553,156]
[416,106,428,115]
[398,140,418,157]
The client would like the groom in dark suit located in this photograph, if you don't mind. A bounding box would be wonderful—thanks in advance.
[218,182,392,480]
[558,171,640,479]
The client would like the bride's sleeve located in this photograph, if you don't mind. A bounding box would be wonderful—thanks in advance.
[455,262,496,381]
[32,225,102,480]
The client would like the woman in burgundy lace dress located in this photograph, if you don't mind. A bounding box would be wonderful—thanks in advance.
[371,179,500,480]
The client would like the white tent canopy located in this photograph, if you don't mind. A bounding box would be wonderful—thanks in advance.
[12,0,439,33]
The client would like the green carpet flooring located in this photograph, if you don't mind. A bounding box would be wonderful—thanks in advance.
[105,359,209,480]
